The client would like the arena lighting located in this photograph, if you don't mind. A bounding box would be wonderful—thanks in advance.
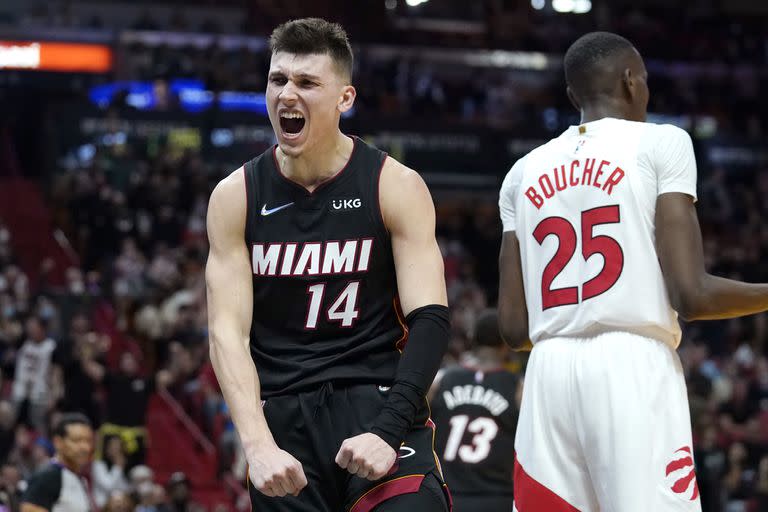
[531,0,546,9]
[0,40,112,72]
[405,0,428,6]
[552,0,592,13]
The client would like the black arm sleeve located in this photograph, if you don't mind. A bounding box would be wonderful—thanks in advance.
[371,304,450,450]
[22,465,62,510]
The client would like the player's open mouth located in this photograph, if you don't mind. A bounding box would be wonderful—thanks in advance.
[279,111,305,137]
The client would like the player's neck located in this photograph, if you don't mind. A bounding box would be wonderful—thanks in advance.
[472,348,503,370]
[276,132,353,191]
[579,103,633,124]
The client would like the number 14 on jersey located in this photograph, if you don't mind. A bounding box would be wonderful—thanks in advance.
[305,281,361,329]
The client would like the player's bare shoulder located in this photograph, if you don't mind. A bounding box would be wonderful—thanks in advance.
[378,156,435,231]
[207,166,247,236]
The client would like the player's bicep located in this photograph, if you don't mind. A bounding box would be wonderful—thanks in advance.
[498,231,530,349]
[655,192,706,316]
[381,161,447,315]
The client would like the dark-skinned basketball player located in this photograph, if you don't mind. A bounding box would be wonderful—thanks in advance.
[498,31,768,512]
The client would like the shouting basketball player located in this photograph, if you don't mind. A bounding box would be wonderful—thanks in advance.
[206,18,451,512]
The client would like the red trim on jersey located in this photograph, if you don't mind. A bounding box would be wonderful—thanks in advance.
[375,152,390,234]
[393,296,409,352]
[514,457,580,512]
[242,164,251,240]
[350,474,425,512]
[271,135,357,195]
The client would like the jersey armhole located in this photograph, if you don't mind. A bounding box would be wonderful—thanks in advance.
[373,152,390,238]
[243,160,253,244]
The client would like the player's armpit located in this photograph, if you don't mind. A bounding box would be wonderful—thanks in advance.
[498,232,530,349]
[656,192,768,320]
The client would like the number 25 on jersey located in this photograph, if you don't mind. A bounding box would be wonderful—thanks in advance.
[534,205,624,310]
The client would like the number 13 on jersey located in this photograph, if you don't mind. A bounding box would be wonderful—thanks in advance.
[534,205,624,309]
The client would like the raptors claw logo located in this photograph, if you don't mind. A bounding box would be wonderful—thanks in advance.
[665,446,699,501]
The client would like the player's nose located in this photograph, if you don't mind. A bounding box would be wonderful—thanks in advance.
[278,81,299,103]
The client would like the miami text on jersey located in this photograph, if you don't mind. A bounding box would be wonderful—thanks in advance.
[525,158,626,209]
[251,239,373,276]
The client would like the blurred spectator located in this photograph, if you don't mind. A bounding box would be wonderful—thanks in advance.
[165,472,203,512]
[53,327,106,426]
[0,462,23,511]
[98,352,163,470]
[92,436,130,509]
[722,442,754,510]
[103,490,135,512]
[695,424,727,512]
[128,464,154,491]
[0,401,16,463]
[11,317,57,434]
[755,456,768,510]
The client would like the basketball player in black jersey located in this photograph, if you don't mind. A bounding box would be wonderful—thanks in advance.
[431,310,521,512]
[206,18,451,512]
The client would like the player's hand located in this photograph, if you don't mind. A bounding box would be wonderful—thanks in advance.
[247,445,308,497]
[335,433,397,481]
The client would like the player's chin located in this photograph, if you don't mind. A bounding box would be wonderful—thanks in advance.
[277,132,308,157]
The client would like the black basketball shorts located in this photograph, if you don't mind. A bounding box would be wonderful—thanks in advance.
[248,382,452,512]
[450,493,514,512]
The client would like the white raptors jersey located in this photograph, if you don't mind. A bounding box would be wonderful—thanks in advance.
[499,118,697,348]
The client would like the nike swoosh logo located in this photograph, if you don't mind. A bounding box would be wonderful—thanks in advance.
[261,202,294,216]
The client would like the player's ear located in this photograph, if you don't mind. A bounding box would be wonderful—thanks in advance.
[622,68,634,99]
[338,85,356,114]
[566,86,581,112]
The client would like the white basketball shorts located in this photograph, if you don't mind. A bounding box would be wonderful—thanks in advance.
[513,332,702,512]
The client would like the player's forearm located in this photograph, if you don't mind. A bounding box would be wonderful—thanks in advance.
[209,327,275,450]
[676,274,768,321]
[498,311,529,349]
[371,304,450,450]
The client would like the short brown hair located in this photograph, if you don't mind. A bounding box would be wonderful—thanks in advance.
[269,18,353,81]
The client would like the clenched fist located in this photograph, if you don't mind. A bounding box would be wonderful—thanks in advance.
[248,445,308,497]
[335,433,397,481]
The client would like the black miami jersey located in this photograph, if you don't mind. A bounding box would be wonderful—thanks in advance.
[243,136,406,398]
[431,365,519,496]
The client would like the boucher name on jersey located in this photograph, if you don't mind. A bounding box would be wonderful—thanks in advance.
[524,157,626,209]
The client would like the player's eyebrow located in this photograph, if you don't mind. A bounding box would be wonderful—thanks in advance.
[268,71,322,82]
